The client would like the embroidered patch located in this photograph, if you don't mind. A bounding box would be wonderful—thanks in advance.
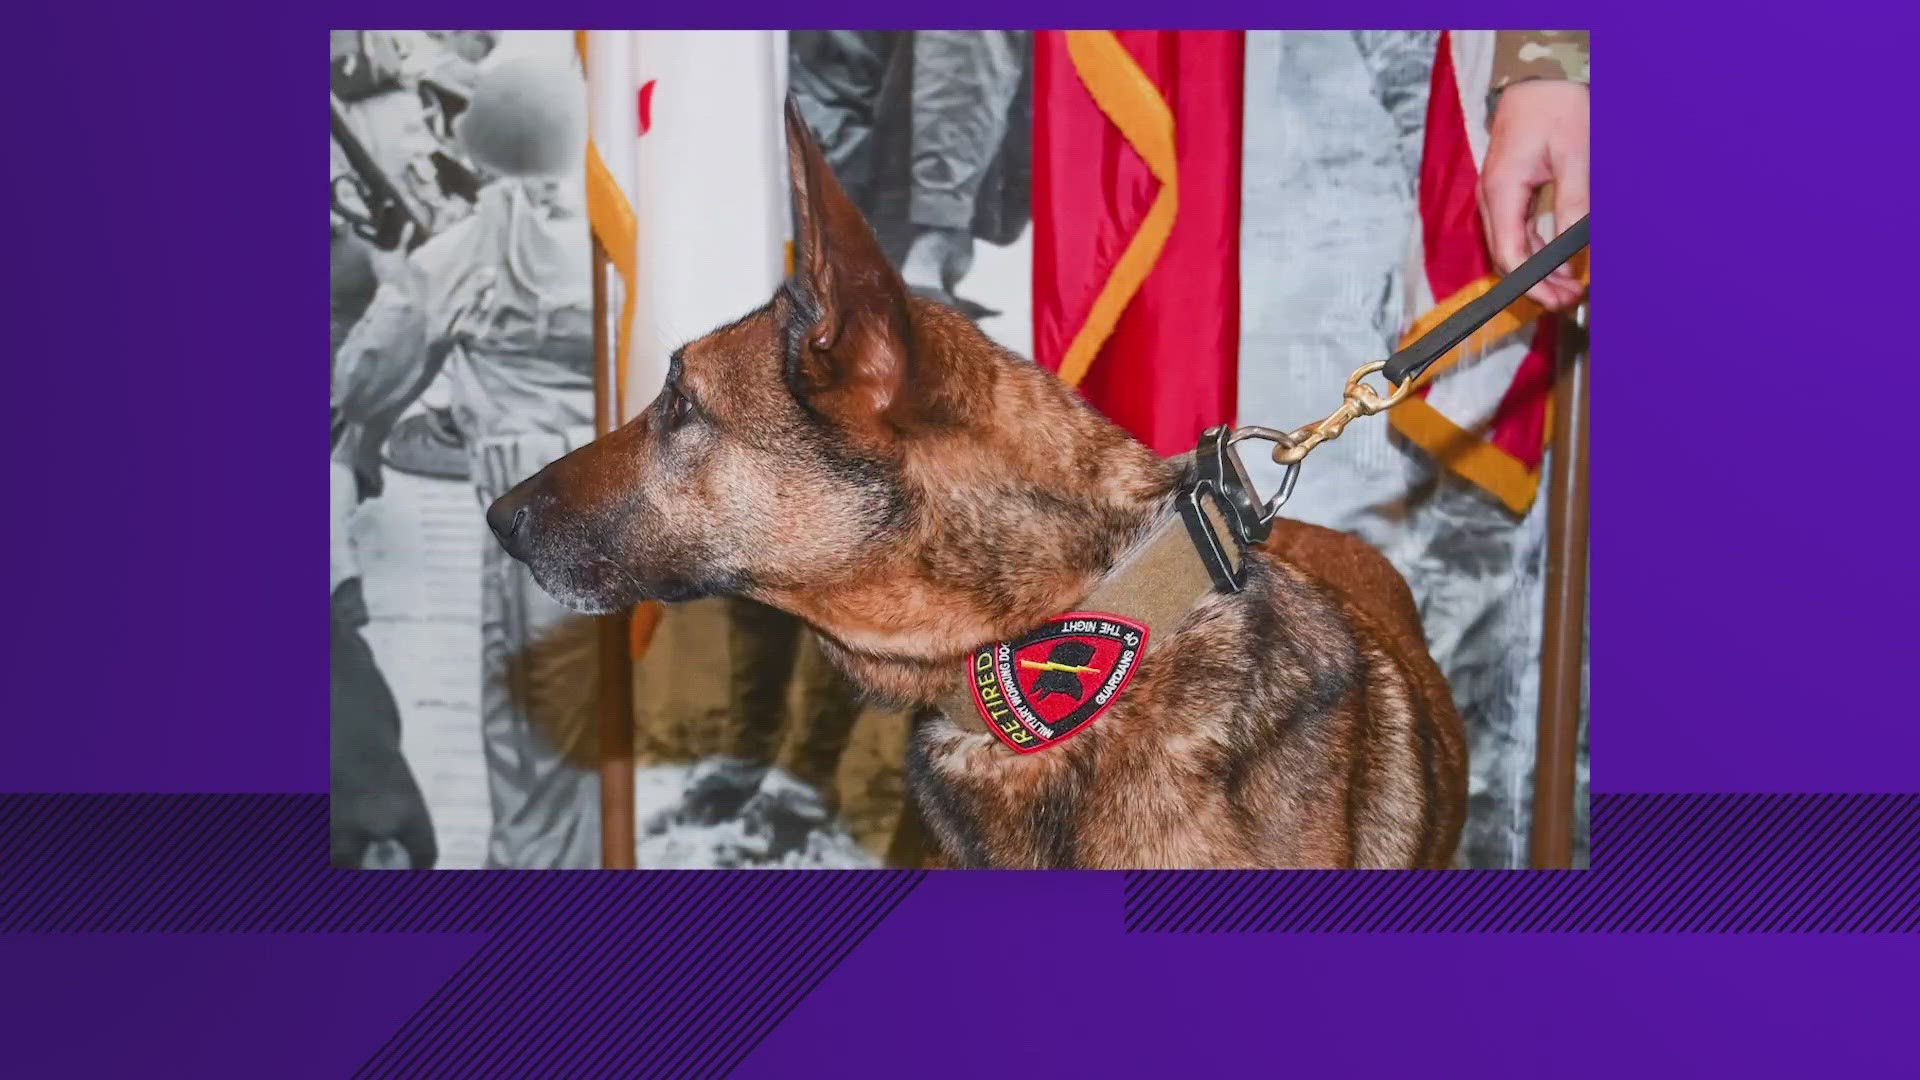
[968,611,1147,754]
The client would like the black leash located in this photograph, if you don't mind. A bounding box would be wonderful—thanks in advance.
[1383,213,1589,386]
[1184,214,1591,593]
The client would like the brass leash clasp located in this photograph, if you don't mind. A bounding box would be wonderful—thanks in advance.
[1270,360,1416,466]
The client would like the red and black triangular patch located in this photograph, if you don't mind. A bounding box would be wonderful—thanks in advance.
[968,611,1147,754]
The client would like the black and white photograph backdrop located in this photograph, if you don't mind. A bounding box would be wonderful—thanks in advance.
[330,29,604,869]
[329,30,1040,869]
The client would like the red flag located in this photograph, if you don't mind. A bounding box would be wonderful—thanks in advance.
[1032,31,1245,456]
[1387,30,1561,514]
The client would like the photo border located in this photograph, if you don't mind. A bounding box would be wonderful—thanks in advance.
[5,7,1913,1076]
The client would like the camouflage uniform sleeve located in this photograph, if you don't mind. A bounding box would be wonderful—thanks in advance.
[1491,30,1590,93]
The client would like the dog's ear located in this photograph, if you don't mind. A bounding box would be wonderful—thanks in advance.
[784,95,915,427]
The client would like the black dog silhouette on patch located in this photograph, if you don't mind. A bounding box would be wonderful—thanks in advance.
[1029,641,1098,703]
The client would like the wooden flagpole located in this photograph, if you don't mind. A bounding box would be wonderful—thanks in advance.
[1530,303,1589,868]
[578,30,638,870]
[591,234,638,870]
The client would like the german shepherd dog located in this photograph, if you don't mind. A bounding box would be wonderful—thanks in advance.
[487,102,1467,868]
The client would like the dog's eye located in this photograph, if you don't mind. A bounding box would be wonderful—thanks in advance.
[663,386,694,429]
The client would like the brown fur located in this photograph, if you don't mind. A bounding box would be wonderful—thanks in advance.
[487,99,1466,868]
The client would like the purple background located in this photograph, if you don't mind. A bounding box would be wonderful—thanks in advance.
[6,5,1913,1076]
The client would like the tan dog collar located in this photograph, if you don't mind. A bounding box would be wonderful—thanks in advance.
[935,431,1250,754]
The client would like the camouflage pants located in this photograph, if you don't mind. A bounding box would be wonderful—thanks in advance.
[1239,31,1590,868]
[472,427,603,869]
[788,31,1027,253]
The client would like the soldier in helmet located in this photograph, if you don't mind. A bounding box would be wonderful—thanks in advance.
[329,31,489,240]
[332,54,602,869]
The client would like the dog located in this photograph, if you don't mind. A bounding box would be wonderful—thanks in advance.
[486,100,1467,868]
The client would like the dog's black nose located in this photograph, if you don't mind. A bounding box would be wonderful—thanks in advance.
[486,485,535,557]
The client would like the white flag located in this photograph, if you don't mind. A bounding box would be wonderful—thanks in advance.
[582,31,787,423]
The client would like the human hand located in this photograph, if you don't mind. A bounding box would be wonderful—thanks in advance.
[1479,79,1589,311]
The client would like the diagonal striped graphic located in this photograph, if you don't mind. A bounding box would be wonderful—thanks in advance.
[1125,795,1920,932]
[355,876,915,1077]
[1,795,922,1076]
[9,794,1917,1070]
